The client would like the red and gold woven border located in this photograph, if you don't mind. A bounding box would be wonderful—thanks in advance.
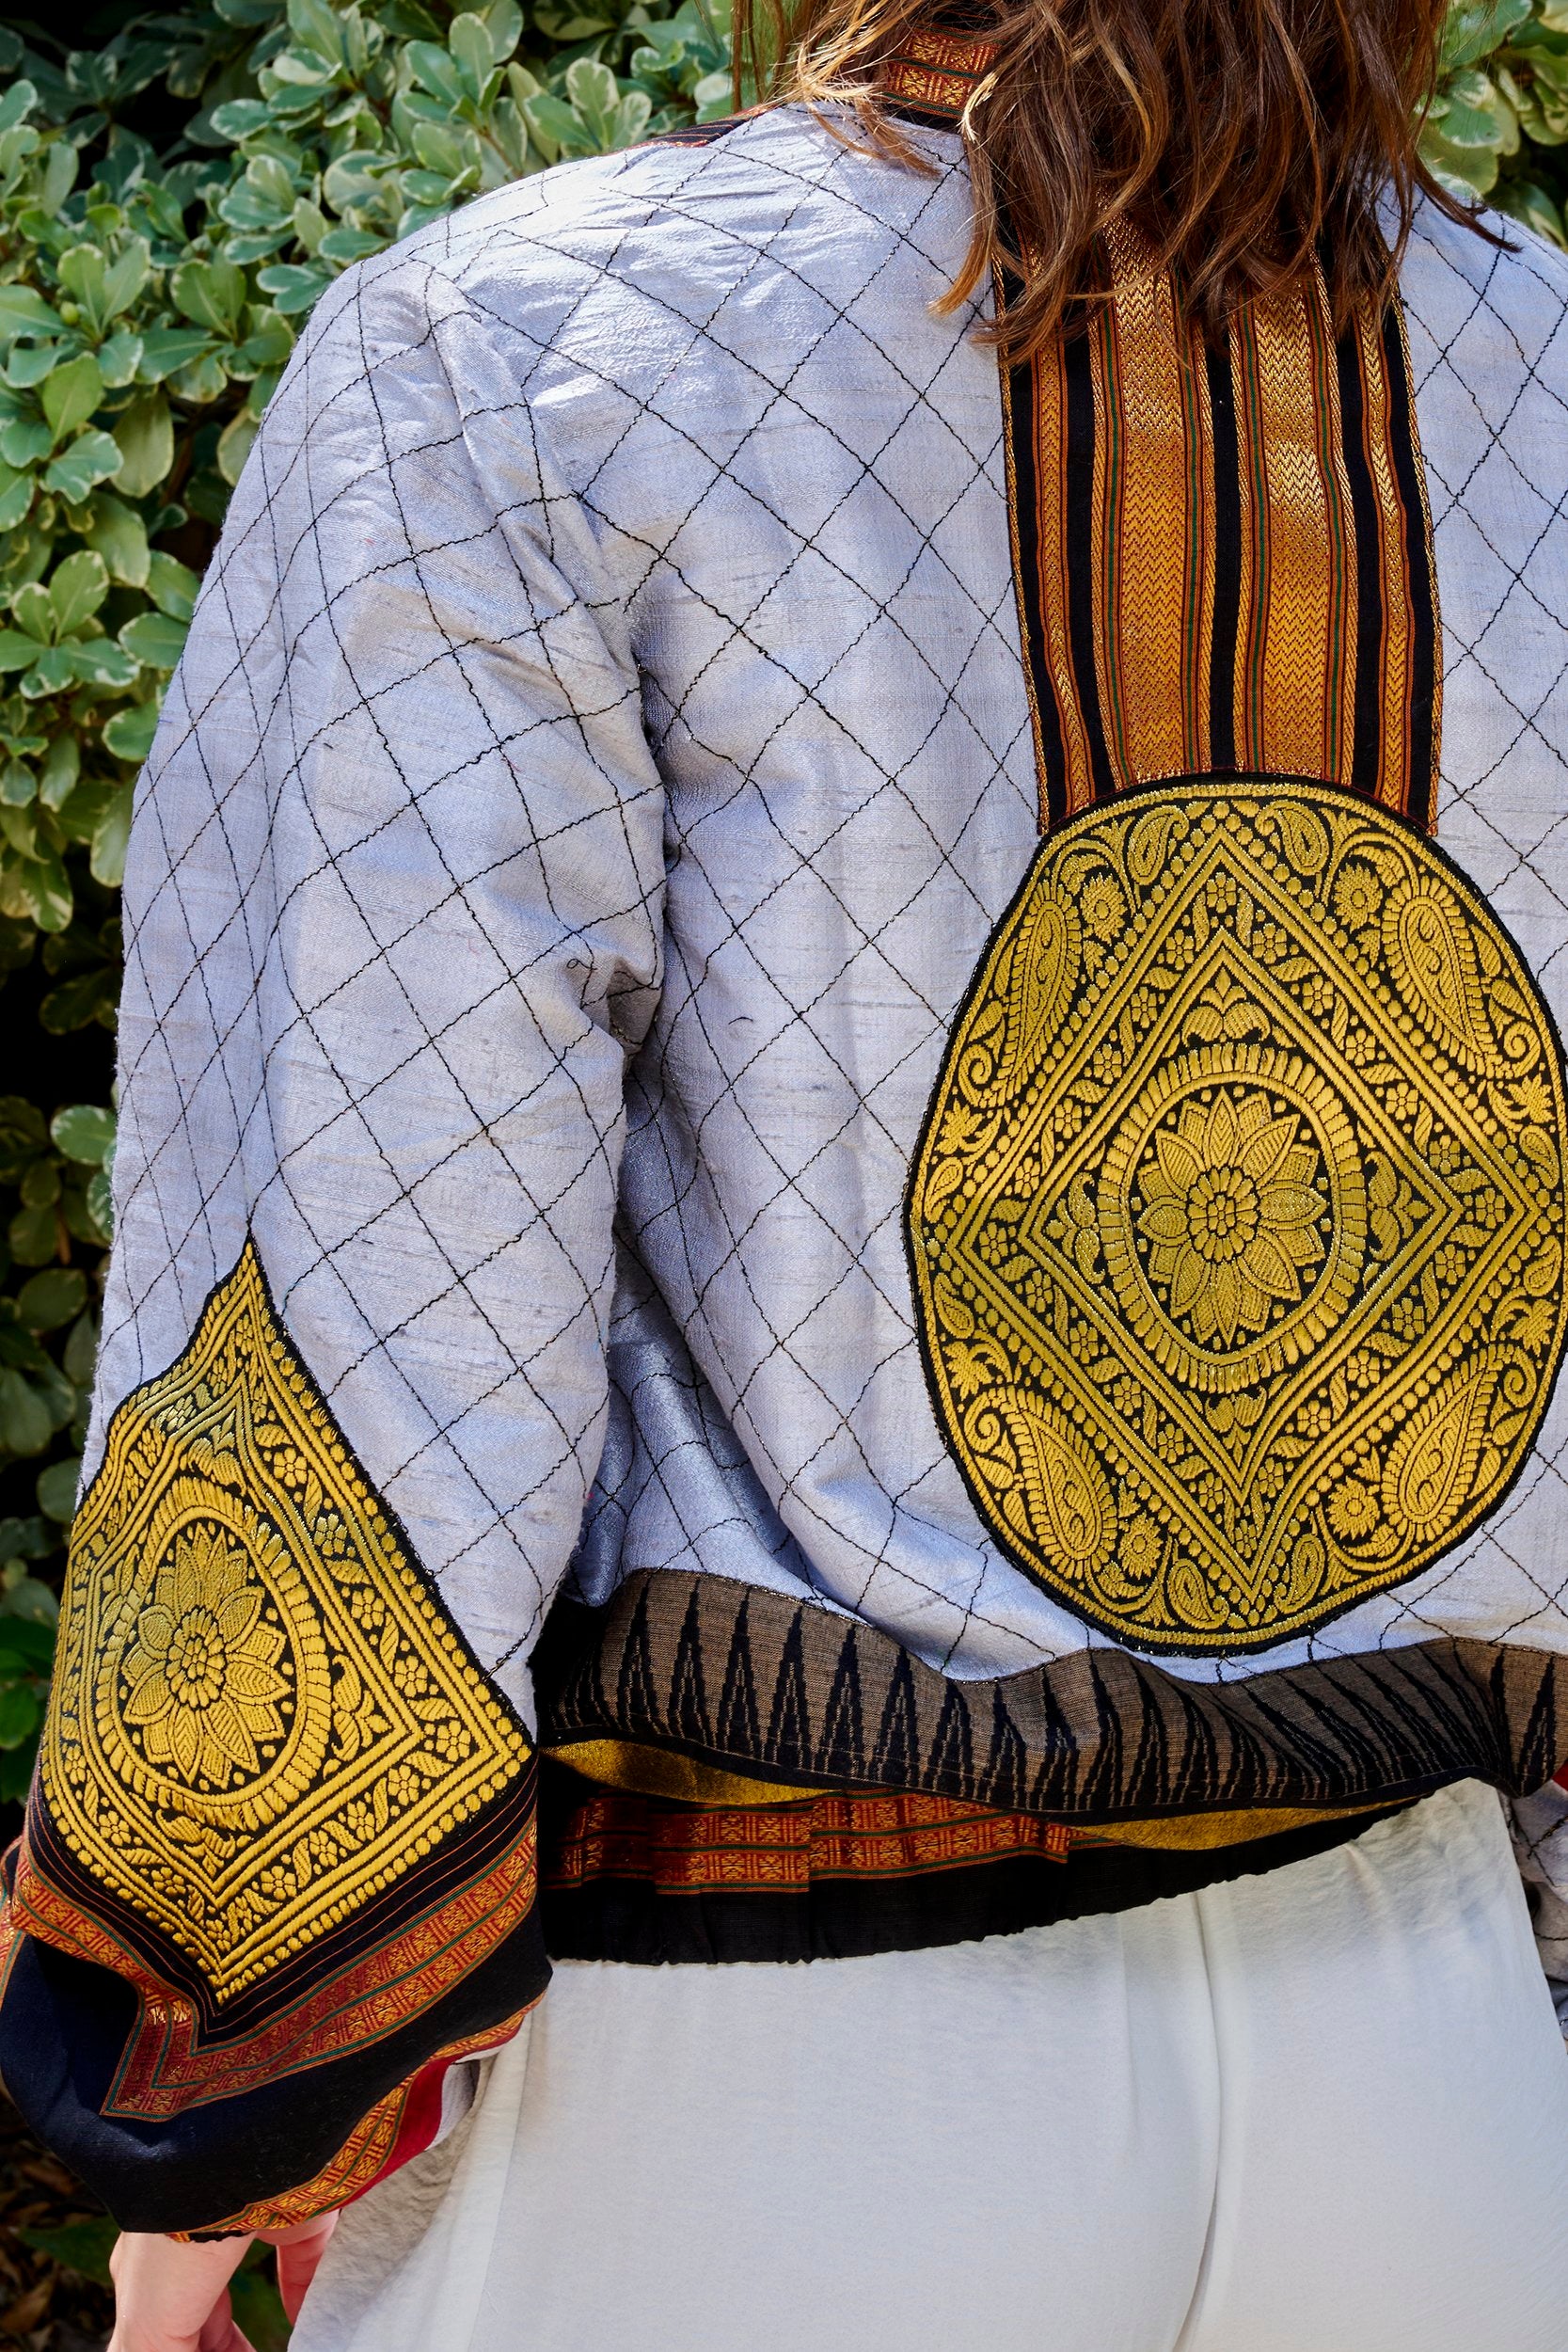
[182,2005,537,2236]
[7,1809,537,2119]
[546,1786,1071,1895]
[879,28,999,121]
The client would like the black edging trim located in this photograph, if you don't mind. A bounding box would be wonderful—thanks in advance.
[1336,319,1386,802]
[640,108,767,148]
[0,1869,549,2234]
[1205,336,1243,774]
[1063,326,1117,804]
[1381,303,1439,833]
[537,1766,1411,1964]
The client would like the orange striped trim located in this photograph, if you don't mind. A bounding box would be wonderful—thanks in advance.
[1002,230,1441,831]
[180,2006,537,2236]
[546,1788,1071,1894]
[7,1812,537,2119]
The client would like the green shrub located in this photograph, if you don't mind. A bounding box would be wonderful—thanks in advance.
[0,0,1562,1805]
[0,0,733,1804]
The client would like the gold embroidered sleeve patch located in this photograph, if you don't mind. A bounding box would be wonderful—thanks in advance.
[41,1241,531,2005]
[908,781,1568,1652]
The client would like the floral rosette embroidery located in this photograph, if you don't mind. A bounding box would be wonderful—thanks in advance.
[908,780,1568,1653]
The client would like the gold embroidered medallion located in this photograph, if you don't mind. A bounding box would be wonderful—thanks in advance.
[909,781,1568,1651]
[42,1242,530,2000]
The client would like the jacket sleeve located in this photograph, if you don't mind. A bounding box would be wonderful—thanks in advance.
[0,230,668,2233]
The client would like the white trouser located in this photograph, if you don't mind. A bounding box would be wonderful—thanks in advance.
[294,1779,1568,2352]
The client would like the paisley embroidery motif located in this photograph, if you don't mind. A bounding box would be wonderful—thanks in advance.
[909,781,1568,1651]
[42,1241,530,2002]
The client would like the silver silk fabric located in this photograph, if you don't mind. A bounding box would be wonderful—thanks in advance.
[101,110,1568,1735]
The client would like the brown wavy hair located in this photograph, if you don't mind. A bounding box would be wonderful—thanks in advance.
[738,0,1482,355]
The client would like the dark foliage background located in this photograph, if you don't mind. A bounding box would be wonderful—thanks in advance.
[0,0,734,1826]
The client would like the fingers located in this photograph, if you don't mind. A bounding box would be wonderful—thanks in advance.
[261,2209,339,2325]
[104,2206,340,2349]
[197,2287,255,2352]
[107,2230,256,2352]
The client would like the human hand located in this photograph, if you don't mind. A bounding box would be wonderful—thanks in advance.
[259,2212,340,2326]
[108,2210,339,2350]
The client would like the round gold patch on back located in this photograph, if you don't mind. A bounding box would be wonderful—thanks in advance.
[908,782,1568,1652]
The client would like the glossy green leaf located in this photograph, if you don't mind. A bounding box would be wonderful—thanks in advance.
[0,464,33,530]
[37,734,79,810]
[7,342,66,390]
[98,331,145,389]
[0,419,52,470]
[406,38,467,105]
[8,581,51,636]
[147,551,200,621]
[17,1267,86,1333]
[85,1166,114,1241]
[171,256,248,335]
[119,610,188,668]
[172,352,230,406]
[136,329,216,383]
[51,1104,115,1169]
[1442,0,1533,69]
[210,100,273,141]
[19,1158,59,1211]
[49,549,109,638]
[34,1452,81,1518]
[9,849,71,930]
[40,353,103,447]
[55,245,108,330]
[0,1679,41,1747]
[254,262,331,313]
[65,638,138,688]
[479,0,525,59]
[103,698,161,763]
[290,0,351,63]
[111,393,174,498]
[42,430,124,502]
[0,285,58,339]
[18,650,73,698]
[0,628,46,673]
[0,1365,53,1453]
[217,411,259,485]
[90,783,135,886]
[63,1311,97,1387]
[84,493,150,588]
[451,14,502,102]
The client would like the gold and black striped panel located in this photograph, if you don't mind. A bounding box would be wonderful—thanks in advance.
[1001,231,1441,833]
